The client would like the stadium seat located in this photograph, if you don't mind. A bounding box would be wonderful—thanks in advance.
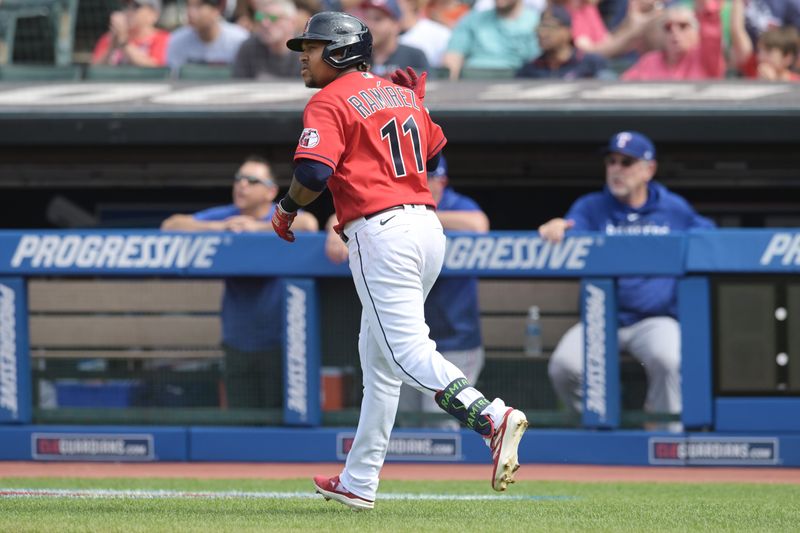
[0,63,82,81]
[0,0,78,66]
[178,64,233,80]
[607,57,635,77]
[460,67,517,80]
[431,66,451,80]
[85,65,171,80]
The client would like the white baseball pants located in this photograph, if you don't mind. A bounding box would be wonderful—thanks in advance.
[337,204,471,500]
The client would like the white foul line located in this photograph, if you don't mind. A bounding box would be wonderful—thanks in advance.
[0,488,570,501]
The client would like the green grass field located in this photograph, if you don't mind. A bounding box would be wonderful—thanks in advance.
[0,477,797,532]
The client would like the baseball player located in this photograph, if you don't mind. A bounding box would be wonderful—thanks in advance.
[539,131,716,428]
[271,12,528,510]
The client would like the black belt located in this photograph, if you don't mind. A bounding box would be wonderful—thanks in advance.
[364,204,434,220]
[341,205,434,243]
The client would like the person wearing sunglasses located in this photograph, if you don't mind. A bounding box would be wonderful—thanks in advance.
[233,0,303,78]
[161,155,318,410]
[92,0,171,67]
[539,131,715,431]
[621,0,725,80]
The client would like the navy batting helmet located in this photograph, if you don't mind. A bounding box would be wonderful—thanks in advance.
[286,11,372,69]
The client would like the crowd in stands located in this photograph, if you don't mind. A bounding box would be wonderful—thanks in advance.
[0,0,796,80]
[72,0,800,80]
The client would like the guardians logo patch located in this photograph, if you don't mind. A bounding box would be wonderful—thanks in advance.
[299,128,320,148]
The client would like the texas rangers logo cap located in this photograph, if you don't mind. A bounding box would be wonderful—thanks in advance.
[604,131,655,161]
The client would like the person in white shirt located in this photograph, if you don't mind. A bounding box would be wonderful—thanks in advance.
[167,0,249,73]
[397,0,452,67]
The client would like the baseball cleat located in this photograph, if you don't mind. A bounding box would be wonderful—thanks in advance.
[313,475,375,511]
[489,408,528,492]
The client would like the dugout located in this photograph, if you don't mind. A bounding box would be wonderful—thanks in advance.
[1,80,800,443]
[0,81,799,232]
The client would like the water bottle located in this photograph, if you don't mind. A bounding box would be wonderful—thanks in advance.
[524,305,543,357]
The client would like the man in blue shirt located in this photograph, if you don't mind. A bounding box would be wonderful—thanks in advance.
[538,132,715,427]
[161,155,318,408]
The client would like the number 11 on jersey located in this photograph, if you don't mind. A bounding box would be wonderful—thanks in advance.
[380,115,424,178]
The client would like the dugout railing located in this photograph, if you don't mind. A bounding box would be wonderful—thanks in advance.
[1,228,798,432]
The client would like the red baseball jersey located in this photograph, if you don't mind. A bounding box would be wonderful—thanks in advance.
[294,71,446,228]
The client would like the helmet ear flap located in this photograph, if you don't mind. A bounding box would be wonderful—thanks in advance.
[332,45,351,63]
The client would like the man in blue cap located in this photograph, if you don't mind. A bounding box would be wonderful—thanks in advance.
[538,131,715,430]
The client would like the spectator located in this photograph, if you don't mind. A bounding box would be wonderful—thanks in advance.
[352,0,430,77]
[561,0,611,52]
[160,155,318,409]
[323,156,490,429]
[539,131,715,430]
[397,0,453,67]
[233,0,301,78]
[516,5,616,78]
[754,26,800,80]
[91,0,170,67]
[166,0,249,73]
[621,0,724,79]
[742,0,800,60]
[441,0,541,80]
[731,0,800,79]
[552,0,667,62]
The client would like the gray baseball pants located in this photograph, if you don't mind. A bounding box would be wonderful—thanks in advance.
[547,316,682,414]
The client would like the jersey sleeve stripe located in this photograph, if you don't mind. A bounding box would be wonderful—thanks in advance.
[428,137,446,159]
[294,151,337,168]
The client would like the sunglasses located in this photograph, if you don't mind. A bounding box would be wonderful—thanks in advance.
[663,20,691,32]
[234,173,275,186]
[254,11,283,23]
[604,154,639,168]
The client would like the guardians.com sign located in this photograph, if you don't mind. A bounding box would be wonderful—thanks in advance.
[337,433,461,461]
[32,433,155,461]
[649,437,779,465]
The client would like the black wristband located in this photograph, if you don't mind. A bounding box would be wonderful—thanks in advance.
[279,195,301,213]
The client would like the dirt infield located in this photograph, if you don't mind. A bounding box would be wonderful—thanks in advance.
[1,462,799,484]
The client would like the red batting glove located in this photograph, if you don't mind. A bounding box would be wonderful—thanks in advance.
[391,66,427,102]
[271,203,297,243]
